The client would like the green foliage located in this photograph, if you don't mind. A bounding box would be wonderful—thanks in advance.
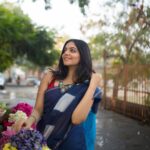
[0,102,7,109]
[31,0,89,15]
[0,3,59,71]
[89,33,109,59]
[0,50,13,71]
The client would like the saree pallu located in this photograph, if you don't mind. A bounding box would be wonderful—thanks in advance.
[37,82,102,150]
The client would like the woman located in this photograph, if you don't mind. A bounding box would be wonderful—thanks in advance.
[14,39,102,150]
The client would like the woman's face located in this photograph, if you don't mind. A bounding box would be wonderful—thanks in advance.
[62,41,80,67]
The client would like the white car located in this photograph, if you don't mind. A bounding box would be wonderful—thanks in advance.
[0,73,6,89]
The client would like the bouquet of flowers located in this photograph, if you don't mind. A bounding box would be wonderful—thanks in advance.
[2,102,33,130]
[0,102,34,148]
[2,129,51,150]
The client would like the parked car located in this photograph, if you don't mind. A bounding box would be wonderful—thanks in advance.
[0,73,6,89]
[26,77,40,86]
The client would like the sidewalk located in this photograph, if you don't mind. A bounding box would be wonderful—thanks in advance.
[95,109,150,150]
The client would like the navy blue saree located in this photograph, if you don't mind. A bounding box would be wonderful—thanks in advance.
[37,81,102,150]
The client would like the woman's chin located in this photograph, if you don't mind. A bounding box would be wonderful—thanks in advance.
[63,62,72,66]
[63,63,70,66]
[63,64,78,68]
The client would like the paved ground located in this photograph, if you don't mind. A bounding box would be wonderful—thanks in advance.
[95,108,150,150]
[1,86,150,150]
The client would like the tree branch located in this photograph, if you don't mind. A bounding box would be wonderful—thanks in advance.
[126,24,147,62]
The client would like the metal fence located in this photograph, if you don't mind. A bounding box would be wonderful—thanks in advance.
[103,64,150,123]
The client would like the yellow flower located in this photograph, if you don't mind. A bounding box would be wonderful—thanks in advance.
[3,143,50,150]
[42,146,51,150]
[3,143,17,150]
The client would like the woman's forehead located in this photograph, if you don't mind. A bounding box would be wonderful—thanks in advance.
[65,41,76,47]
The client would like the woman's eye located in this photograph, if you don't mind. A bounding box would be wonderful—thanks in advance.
[63,47,78,53]
[63,48,67,53]
[70,48,77,52]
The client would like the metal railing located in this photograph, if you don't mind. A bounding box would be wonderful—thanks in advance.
[103,64,150,123]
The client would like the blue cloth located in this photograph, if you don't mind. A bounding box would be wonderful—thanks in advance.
[37,82,102,150]
[57,124,86,150]
[83,111,96,150]
[83,88,102,150]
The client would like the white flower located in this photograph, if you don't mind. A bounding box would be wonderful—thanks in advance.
[8,110,27,122]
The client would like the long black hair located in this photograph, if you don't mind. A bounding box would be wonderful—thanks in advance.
[51,39,93,83]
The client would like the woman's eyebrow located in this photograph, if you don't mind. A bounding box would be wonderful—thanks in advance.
[67,46,77,49]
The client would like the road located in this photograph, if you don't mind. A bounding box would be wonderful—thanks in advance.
[0,85,37,106]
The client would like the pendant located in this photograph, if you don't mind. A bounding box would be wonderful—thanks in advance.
[61,87,66,93]
[58,80,73,93]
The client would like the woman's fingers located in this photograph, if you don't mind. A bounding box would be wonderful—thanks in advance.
[91,73,102,87]
[23,123,31,130]
[12,119,26,132]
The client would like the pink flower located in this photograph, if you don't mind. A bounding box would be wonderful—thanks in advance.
[12,103,33,116]
[2,129,16,137]
[0,130,16,149]
[0,134,10,149]
[3,121,13,128]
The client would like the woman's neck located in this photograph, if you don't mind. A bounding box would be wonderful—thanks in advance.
[64,67,76,84]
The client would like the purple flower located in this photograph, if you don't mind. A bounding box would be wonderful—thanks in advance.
[10,129,46,150]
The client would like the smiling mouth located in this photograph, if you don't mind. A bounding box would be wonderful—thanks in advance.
[63,57,71,60]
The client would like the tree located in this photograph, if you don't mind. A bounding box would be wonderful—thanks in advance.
[0,3,59,71]
[29,0,150,63]
[78,0,150,106]
[0,50,12,72]
[31,0,89,14]
[80,1,150,64]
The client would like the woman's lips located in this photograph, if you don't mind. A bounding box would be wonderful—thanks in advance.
[63,57,71,61]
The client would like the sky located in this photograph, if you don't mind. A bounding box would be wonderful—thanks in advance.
[20,0,85,38]
[0,0,102,39]
[1,0,149,39]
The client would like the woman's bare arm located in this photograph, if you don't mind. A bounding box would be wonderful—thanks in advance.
[71,73,102,124]
[31,71,53,122]
[13,71,53,131]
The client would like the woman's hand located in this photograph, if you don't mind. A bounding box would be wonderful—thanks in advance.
[90,73,102,88]
[71,73,102,124]
[12,117,34,132]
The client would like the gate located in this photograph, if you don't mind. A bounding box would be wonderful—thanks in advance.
[103,64,150,123]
